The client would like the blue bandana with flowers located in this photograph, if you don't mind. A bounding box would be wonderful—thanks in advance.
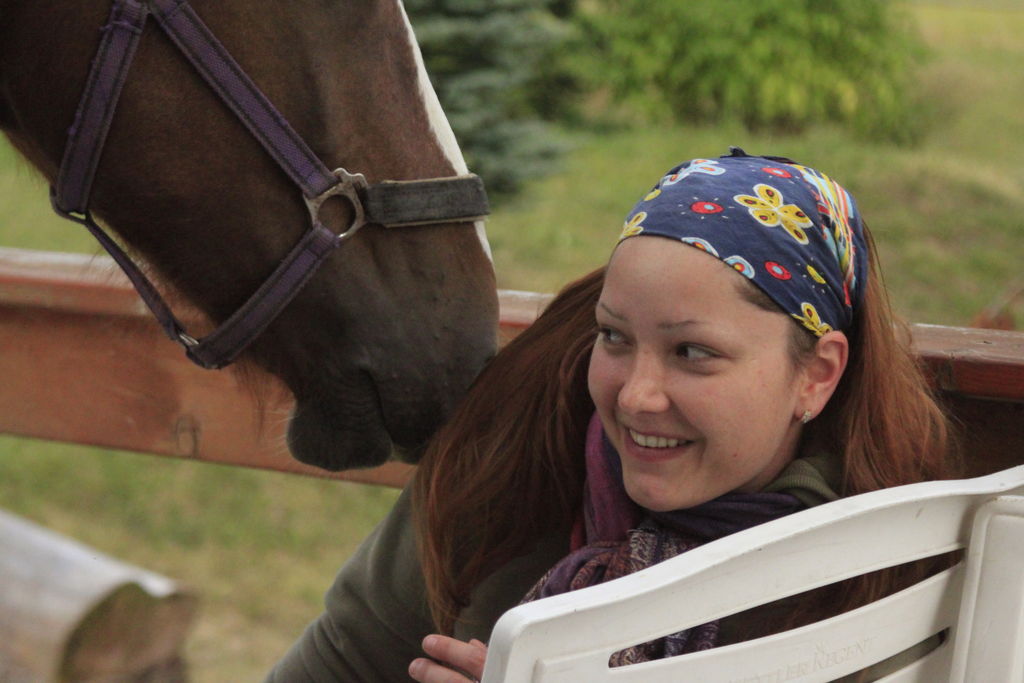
[619,148,869,336]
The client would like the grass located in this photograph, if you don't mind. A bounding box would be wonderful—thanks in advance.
[0,435,400,681]
[1,2,1022,679]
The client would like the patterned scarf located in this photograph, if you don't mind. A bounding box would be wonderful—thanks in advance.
[619,148,869,336]
[521,414,806,666]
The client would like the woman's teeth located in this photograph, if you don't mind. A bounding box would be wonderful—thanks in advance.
[629,429,686,449]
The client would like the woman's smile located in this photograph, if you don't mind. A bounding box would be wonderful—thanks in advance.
[622,425,701,465]
[621,429,698,464]
[627,428,693,449]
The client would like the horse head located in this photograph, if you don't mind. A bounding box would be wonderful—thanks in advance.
[0,0,498,470]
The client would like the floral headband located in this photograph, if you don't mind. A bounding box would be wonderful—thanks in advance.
[619,148,869,336]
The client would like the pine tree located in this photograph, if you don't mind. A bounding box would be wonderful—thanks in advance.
[405,0,575,199]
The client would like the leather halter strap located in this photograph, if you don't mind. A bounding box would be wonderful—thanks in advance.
[51,0,489,369]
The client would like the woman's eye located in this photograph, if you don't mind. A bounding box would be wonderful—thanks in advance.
[598,327,625,345]
[677,344,714,361]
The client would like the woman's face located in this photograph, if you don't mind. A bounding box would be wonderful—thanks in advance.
[588,237,809,512]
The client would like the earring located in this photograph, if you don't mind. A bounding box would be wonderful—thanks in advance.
[800,410,813,424]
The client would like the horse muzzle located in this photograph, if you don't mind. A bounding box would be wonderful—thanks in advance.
[285,322,496,471]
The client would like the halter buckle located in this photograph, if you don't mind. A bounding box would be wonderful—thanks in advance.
[304,168,369,241]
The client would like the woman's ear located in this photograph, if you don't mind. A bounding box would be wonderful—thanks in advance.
[796,330,849,422]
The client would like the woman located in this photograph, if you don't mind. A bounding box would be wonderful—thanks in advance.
[267,150,956,682]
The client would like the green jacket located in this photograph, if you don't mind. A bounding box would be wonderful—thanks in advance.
[265,486,569,682]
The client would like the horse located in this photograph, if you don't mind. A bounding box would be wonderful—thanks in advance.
[0,0,499,471]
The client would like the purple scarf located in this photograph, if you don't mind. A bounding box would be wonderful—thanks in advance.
[521,414,804,665]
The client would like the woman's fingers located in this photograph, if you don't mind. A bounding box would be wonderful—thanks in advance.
[409,634,488,682]
[409,657,471,683]
[423,634,488,676]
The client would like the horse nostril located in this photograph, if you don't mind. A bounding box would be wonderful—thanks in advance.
[286,370,393,471]
[287,401,392,471]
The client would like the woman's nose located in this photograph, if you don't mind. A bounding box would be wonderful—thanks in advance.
[618,352,670,415]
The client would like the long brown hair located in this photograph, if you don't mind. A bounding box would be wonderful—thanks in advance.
[811,227,957,492]
[787,226,961,625]
[415,229,958,634]
[414,269,601,633]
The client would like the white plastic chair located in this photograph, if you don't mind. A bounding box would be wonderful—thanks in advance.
[482,465,1024,682]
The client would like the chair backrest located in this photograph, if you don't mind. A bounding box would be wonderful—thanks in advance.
[482,465,1024,682]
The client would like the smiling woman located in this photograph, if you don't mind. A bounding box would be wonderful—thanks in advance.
[265,149,958,682]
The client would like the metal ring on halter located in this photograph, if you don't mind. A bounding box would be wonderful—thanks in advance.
[178,332,200,348]
[304,168,370,241]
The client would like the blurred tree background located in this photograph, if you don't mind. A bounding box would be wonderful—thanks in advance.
[405,0,579,197]
[1,1,1022,680]
[574,0,926,143]
[409,0,930,199]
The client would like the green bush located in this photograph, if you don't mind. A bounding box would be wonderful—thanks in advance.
[576,0,927,143]
[406,0,579,198]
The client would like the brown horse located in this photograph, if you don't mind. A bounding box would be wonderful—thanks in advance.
[0,0,498,470]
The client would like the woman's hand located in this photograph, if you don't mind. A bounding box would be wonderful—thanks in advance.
[409,634,488,682]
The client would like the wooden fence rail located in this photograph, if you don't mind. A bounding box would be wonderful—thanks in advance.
[0,247,551,488]
[2,246,1023,484]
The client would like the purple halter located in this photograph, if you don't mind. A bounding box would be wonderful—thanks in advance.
[51,0,489,370]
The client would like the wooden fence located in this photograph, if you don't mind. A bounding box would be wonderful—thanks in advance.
[2,246,1022,483]
[0,247,552,489]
